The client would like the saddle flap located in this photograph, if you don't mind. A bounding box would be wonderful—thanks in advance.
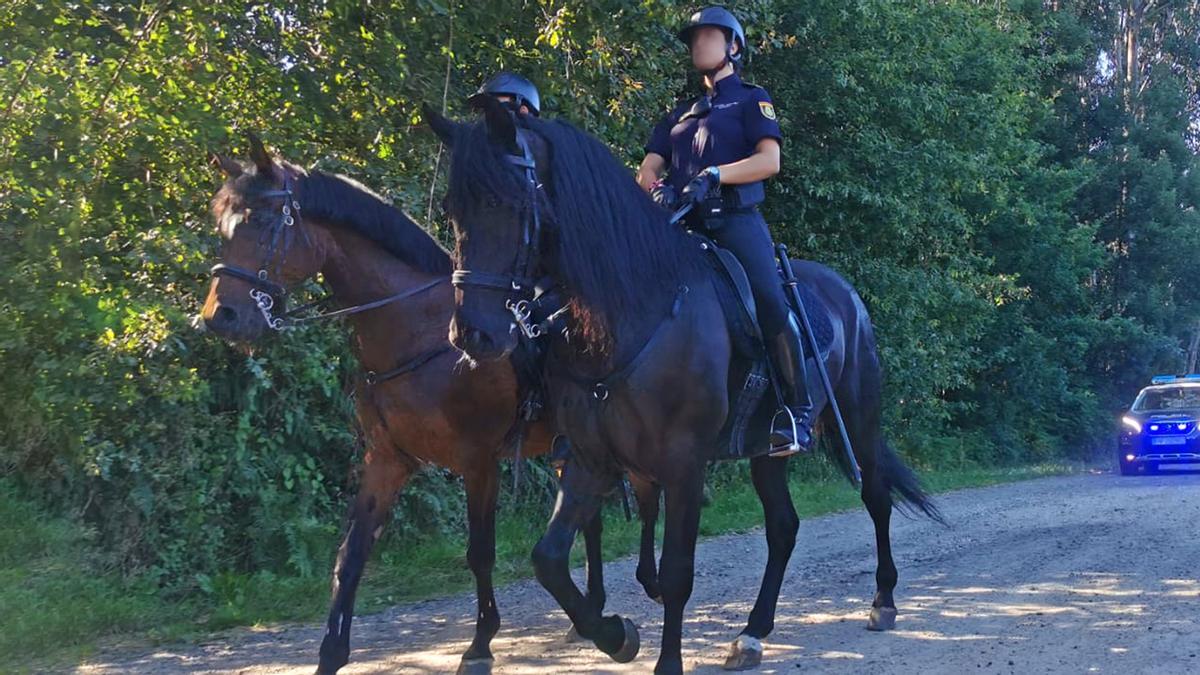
[691,234,761,353]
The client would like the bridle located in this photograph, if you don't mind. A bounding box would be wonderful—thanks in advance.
[449,128,564,340]
[210,170,444,331]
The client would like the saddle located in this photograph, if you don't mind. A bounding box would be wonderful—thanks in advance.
[690,233,833,460]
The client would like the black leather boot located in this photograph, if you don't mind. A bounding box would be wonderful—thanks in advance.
[767,312,815,455]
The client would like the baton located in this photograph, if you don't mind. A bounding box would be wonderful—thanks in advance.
[776,244,861,486]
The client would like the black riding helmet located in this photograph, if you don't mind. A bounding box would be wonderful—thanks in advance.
[467,71,541,116]
[677,6,746,64]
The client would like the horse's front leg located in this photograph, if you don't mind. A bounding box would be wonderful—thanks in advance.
[532,464,639,663]
[581,502,606,607]
[317,447,413,674]
[655,463,705,675]
[458,464,502,674]
[564,502,608,644]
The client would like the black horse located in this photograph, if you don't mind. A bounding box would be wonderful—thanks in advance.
[428,97,942,674]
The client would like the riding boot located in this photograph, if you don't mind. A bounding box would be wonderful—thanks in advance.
[767,312,815,455]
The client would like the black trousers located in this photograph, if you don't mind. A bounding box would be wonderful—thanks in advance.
[701,209,790,338]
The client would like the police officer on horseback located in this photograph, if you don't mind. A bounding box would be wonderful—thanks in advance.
[637,6,814,455]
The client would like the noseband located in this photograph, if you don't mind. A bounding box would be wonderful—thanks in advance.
[450,129,564,340]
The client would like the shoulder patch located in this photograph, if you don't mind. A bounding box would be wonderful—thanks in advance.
[758,101,777,120]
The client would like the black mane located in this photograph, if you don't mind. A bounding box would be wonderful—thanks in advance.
[447,117,704,345]
[293,163,451,275]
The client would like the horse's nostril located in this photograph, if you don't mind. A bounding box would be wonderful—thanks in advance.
[467,328,493,353]
[213,305,238,327]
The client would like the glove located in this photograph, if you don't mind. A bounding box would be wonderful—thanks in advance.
[679,166,721,207]
[649,180,678,210]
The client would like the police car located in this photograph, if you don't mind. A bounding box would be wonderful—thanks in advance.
[1119,375,1200,475]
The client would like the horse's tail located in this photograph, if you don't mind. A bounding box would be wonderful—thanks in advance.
[817,422,861,487]
[879,440,945,525]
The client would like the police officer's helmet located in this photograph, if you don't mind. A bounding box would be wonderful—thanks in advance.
[467,71,541,116]
[677,6,746,63]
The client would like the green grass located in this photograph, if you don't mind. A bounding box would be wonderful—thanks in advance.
[2,460,1079,670]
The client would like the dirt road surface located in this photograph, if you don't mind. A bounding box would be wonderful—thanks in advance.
[77,471,1200,674]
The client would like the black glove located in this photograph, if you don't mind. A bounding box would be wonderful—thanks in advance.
[650,181,678,210]
[679,167,720,207]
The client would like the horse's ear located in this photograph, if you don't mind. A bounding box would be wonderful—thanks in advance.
[423,103,458,146]
[477,95,518,151]
[209,152,243,178]
[245,131,276,177]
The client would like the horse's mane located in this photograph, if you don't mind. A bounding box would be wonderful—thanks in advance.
[215,160,451,276]
[447,116,704,350]
[296,165,451,275]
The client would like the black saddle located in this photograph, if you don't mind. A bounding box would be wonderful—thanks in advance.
[692,233,833,358]
[691,233,834,460]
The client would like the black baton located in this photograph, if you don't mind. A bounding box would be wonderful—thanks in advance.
[776,244,861,486]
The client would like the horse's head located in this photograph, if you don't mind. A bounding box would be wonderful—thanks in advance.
[427,98,552,362]
[201,133,328,342]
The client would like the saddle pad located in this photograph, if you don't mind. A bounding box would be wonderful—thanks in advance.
[789,271,833,355]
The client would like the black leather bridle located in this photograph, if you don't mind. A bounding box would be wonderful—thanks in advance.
[210,172,301,329]
[449,130,563,340]
[210,171,444,332]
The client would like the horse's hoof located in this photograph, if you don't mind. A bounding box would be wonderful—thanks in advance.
[722,634,763,671]
[609,617,640,663]
[867,605,898,631]
[456,657,494,675]
[565,624,585,643]
[316,636,348,674]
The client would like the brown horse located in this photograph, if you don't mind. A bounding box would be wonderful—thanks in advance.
[200,136,634,674]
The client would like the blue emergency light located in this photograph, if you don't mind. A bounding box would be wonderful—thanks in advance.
[1150,374,1200,385]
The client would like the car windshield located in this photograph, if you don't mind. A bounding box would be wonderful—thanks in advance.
[1133,386,1200,412]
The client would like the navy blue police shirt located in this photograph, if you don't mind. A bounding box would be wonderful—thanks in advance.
[645,72,782,195]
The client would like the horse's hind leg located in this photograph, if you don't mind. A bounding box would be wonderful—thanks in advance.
[841,381,899,631]
[725,454,799,670]
[630,474,663,602]
[459,464,502,674]
[317,446,414,674]
[861,454,897,630]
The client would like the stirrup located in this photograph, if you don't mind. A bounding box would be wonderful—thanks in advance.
[769,407,804,457]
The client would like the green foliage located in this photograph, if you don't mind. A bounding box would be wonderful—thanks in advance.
[0,0,1197,636]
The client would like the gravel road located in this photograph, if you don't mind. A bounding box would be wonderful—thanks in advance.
[77,470,1200,674]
